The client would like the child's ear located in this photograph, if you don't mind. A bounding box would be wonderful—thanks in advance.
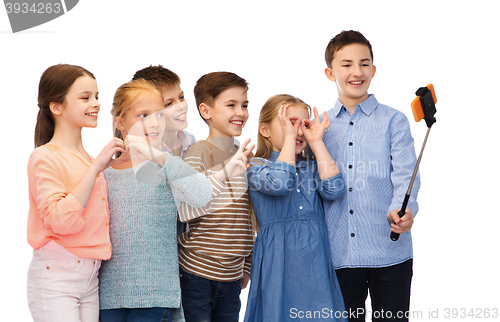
[199,103,211,121]
[114,116,125,132]
[259,123,270,138]
[49,102,64,116]
[371,65,377,78]
[324,68,336,82]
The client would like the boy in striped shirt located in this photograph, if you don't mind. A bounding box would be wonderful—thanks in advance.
[177,72,254,322]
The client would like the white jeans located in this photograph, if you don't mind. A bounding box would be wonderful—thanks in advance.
[27,241,101,322]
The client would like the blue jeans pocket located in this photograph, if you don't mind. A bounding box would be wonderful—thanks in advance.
[180,269,200,288]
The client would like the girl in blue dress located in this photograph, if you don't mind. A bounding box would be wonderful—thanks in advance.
[244,94,347,322]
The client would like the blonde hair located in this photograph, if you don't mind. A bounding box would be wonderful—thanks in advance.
[111,79,163,156]
[255,94,311,159]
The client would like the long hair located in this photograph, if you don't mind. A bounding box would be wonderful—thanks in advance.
[255,94,311,159]
[110,79,163,157]
[34,64,95,147]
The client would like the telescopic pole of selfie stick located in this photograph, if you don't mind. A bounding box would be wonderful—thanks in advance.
[390,84,437,241]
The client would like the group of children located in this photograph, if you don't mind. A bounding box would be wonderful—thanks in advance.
[26,30,420,322]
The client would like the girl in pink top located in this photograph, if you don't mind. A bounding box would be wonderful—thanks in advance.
[27,64,126,322]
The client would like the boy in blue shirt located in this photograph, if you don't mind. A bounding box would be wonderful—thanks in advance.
[322,30,420,322]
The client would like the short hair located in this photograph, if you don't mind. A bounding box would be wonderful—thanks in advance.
[194,72,249,123]
[132,65,180,90]
[325,30,373,68]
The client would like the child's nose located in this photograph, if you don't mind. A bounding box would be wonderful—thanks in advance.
[148,116,159,128]
[177,101,188,110]
[352,65,362,76]
[297,121,304,136]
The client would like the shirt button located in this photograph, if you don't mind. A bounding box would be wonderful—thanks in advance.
[105,222,109,226]
[350,122,354,126]
[102,197,106,201]
[348,165,353,169]
[350,233,355,237]
[295,173,298,176]
[349,142,353,146]
[349,187,353,192]
[350,210,354,214]
[299,206,303,210]
[297,189,300,193]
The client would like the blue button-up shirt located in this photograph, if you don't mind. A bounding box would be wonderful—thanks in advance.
[322,94,420,269]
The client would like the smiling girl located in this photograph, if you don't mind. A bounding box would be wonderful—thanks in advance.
[98,79,216,322]
[27,64,126,322]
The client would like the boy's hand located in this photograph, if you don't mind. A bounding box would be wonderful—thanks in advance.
[241,272,250,289]
[388,208,414,234]
[278,104,301,140]
[302,106,330,146]
[218,138,255,181]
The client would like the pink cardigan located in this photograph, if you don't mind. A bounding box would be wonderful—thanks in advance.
[27,143,111,260]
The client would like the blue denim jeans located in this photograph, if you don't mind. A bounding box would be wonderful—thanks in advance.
[180,268,241,322]
[100,307,167,322]
[335,259,413,322]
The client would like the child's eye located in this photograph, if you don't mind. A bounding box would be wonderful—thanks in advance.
[228,104,235,108]
[242,104,248,109]
[82,97,89,100]
[157,112,164,118]
[139,113,148,118]
[180,95,185,101]
[165,102,173,108]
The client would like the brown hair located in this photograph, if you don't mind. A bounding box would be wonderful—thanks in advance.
[34,64,95,147]
[325,30,373,68]
[194,72,248,123]
[111,79,163,156]
[132,65,180,91]
[255,94,311,160]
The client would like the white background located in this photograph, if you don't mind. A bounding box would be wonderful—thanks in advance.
[1,1,499,321]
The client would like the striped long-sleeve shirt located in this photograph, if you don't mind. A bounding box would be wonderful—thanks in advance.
[177,140,253,282]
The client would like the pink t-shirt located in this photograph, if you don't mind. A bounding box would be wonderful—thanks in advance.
[27,143,111,260]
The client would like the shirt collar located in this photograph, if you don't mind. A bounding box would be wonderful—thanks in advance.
[268,151,308,169]
[161,131,195,156]
[332,94,379,117]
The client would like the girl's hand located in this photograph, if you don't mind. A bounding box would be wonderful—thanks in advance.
[217,138,255,181]
[301,106,330,145]
[92,137,127,173]
[125,134,164,165]
[277,105,301,140]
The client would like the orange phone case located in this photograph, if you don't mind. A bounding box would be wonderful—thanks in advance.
[411,84,436,122]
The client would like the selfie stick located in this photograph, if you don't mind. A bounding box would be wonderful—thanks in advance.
[390,84,437,241]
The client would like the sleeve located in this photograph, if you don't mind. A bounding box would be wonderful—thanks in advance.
[157,153,214,209]
[388,112,420,215]
[176,146,228,222]
[316,170,346,200]
[246,158,295,196]
[29,149,85,235]
[244,250,252,275]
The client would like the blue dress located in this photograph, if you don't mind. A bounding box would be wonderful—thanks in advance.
[244,152,348,322]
